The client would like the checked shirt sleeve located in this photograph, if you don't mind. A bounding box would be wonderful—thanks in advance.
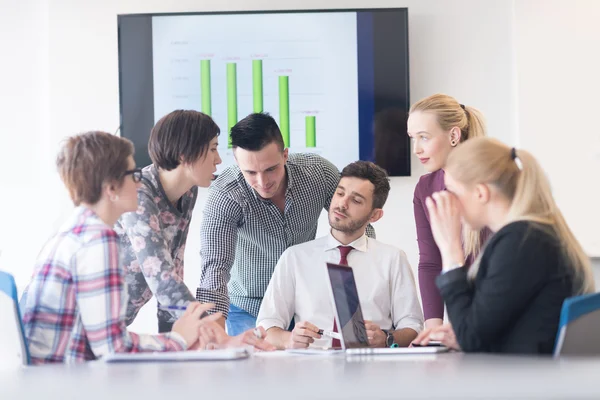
[73,229,187,357]
[197,188,243,318]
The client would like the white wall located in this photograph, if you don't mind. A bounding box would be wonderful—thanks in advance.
[0,0,53,284]
[514,0,600,256]
[3,0,596,335]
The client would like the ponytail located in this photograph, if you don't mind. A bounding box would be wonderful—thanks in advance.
[507,149,594,294]
[446,138,594,294]
[462,106,486,141]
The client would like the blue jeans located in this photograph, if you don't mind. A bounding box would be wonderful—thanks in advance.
[226,304,257,336]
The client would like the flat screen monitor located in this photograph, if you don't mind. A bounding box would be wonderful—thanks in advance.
[118,8,410,176]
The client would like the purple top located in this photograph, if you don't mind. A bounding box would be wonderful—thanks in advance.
[413,169,492,320]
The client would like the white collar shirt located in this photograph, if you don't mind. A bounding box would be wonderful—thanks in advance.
[257,231,423,348]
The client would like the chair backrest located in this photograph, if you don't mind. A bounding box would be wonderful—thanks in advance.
[0,271,30,367]
[554,292,600,357]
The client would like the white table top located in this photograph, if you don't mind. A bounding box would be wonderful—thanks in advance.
[2,351,600,399]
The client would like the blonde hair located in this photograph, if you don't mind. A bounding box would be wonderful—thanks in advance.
[446,137,595,294]
[409,93,486,142]
[410,93,487,258]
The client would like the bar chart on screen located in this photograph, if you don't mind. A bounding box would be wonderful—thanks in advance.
[152,13,360,173]
[197,56,320,150]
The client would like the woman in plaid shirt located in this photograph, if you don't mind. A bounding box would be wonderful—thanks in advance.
[21,132,221,364]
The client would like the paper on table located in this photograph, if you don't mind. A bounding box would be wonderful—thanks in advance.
[285,348,344,356]
[103,348,250,363]
[253,349,342,357]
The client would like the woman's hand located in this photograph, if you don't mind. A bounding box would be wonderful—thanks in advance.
[171,302,219,348]
[425,191,465,269]
[412,323,461,351]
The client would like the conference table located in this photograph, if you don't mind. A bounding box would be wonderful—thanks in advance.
[2,351,600,399]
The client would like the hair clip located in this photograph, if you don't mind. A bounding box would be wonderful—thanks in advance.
[511,147,523,170]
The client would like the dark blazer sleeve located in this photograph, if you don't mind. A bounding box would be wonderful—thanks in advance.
[436,231,548,352]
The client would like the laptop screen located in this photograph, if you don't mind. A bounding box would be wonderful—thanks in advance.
[326,263,370,349]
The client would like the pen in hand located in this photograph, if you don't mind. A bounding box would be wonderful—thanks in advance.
[158,304,210,319]
[317,329,341,340]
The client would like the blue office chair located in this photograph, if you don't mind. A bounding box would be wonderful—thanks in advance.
[0,271,31,367]
[554,292,600,357]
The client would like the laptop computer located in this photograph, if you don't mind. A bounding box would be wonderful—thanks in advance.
[326,262,449,355]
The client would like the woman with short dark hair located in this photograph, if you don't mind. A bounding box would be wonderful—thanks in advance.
[116,110,222,333]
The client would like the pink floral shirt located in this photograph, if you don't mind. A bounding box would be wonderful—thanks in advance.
[115,164,198,326]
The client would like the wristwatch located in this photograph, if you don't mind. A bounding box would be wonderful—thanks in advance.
[382,329,395,347]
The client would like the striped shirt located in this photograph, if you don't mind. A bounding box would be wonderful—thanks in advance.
[196,153,375,318]
[22,207,186,364]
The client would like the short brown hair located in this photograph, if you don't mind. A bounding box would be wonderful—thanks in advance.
[56,131,134,206]
[341,161,391,209]
[148,110,220,170]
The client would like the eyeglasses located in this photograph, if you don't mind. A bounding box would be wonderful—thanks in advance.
[123,168,143,183]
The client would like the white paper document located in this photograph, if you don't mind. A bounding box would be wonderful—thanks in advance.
[103,348,250,363]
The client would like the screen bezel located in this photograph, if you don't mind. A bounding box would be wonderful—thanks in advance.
[117,8,410,175]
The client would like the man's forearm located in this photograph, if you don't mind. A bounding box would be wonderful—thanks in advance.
[195,286,230,316]
[265,327,290,350]
[393,328,419,347]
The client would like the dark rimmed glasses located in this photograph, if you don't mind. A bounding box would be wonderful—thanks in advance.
[123,168,143,183]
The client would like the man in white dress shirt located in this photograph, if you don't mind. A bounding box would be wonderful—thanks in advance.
[257,161,423,349]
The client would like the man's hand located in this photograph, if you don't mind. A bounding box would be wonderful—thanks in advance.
[226,327,276,351]
[364,320,387,348]
[215,316,226,330]
[196,323,276,351]
[287,321,321,349]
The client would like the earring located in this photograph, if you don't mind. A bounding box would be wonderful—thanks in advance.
[110,195,119,202]
[451,141,457,146]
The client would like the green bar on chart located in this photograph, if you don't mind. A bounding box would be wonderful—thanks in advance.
[252,60,263,113]
[200,60,211,116]
[227,63,237,148]
[305,116,316,148]
[279,76,290,148]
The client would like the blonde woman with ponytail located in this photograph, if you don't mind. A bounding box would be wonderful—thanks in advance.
[412,137,595,354]
[408,94,490,329]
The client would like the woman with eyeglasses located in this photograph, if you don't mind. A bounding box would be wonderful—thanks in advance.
[22,131,222,364]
